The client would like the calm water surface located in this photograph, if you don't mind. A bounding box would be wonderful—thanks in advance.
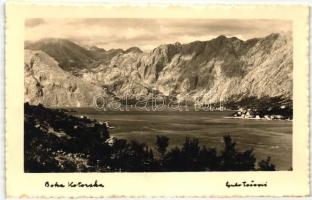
[69,108,292,170]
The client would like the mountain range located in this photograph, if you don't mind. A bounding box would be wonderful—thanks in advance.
[24,33,292,107]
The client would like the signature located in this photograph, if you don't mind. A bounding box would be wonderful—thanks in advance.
[226,180,267,188]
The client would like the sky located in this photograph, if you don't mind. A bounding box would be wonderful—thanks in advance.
[25,18,291,51]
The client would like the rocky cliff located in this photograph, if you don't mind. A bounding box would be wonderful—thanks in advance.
[25,32,292,106]
[24,50,104,107]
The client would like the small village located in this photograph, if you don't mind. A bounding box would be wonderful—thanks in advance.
[228,106,292,121]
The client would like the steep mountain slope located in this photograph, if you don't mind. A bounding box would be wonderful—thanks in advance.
[155,33,292,102]
[24,33,292,106]
[24,50,104,107]
[80,33,292,103]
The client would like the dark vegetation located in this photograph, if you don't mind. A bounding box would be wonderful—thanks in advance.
[25,103,276,172]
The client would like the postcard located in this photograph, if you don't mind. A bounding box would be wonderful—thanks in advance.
[5,3,310,197]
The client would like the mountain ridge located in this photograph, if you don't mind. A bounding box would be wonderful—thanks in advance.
[24,32,292,107]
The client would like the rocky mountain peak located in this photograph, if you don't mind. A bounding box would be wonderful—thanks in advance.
[124,47,143,54]
[88,45,106,52]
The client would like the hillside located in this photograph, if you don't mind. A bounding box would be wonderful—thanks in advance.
[25,38,95,71]
[24,103,110,172]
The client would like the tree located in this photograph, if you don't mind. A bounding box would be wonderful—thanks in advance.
[198,146,219,171]
[163,147,183,171]
[155,135,169,157]
[220,135,256,171]
[180,137,201,171]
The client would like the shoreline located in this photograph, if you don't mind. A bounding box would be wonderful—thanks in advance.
[224,116,292,121]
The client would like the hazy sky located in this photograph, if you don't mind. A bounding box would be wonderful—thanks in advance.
[25,18,291,51]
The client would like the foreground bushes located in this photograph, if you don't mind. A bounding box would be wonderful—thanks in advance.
[24,103,275,172]
[106,135,275,172]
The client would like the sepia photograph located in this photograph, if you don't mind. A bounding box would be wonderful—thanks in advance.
[5,4,310,197]
[24,18,293,172]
